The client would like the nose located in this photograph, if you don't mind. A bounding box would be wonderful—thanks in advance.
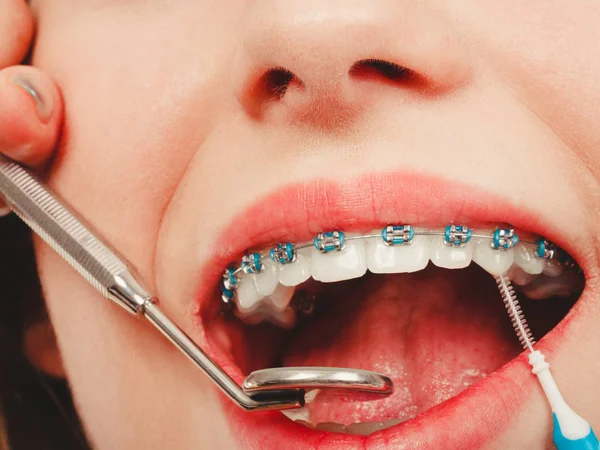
[233,0,472,126]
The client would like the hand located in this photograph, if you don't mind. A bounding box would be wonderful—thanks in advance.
[0,0,64,215]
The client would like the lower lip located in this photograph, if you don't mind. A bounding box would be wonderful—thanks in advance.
[207,292,585,450]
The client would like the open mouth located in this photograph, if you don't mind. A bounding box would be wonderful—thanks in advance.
[194,172,590,449]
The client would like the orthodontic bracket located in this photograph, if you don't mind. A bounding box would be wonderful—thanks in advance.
[270,242,296,264]
[220,266,239,309]
[222,224,574,311]
[314,230,345,253]
[491,227,519,251]
[242,252,263,274]
[537,238,556,260]
[444,225,472,248]
[382,224,414,246]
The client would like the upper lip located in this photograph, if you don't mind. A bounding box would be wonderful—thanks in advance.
[193,169,594,449]
[195,170,591,317]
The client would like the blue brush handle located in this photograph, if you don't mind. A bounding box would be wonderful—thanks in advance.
[554,414,599,450]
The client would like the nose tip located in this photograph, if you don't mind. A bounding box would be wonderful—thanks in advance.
[233,0,472,125]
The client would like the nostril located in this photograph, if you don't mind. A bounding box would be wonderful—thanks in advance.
[349,59,414,85]
[237,66,306,119]
[260,67,300,100]
[351,59,409,80]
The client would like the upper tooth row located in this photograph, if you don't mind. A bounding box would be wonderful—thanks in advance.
[221,225,567,307]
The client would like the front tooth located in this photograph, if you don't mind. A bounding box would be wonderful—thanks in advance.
[367,233,429,273]
[514,245,545,274]
[279,247,311,286]
[473,238,514,276]
[429,236,473,269]
[311,238,367,282]
[252,259,279,296]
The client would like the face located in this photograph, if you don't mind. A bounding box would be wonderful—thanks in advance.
[29,1,600,449]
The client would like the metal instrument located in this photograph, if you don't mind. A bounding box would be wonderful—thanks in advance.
[0,154,393,412]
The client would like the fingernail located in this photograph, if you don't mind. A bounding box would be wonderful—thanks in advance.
[12,75,54,123]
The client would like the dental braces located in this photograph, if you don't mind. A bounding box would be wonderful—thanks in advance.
[220,225,568,309]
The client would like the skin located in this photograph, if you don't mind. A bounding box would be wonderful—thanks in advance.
[2,0,600,448]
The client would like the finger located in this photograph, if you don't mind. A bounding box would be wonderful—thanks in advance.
[0,65,63,166]
[0,66,63,215]
[0,0,34,66]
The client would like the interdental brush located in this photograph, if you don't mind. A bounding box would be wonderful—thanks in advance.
[496,272,598,450]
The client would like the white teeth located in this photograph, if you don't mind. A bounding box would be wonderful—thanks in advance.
[233,228,578,327]
[367,232,429,273]
[429,236,473,269]
[282,403,312,422]
[253,260,279,296]
[472,238,514,276]
[513,245,545,275]
[278,247,311,286]
[311,238,368,282]
[267,284,296,310]
[543,259,564,277]
[236,273,263,313]
[236,261,282,312]
[234,284,296,327]
[304,389,320,403]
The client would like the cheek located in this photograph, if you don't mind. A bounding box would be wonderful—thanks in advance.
[29,3,247,447]
[449,0,600,172]
[31,4,243,280]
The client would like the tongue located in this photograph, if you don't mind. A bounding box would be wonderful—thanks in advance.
[281,266,520,425]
